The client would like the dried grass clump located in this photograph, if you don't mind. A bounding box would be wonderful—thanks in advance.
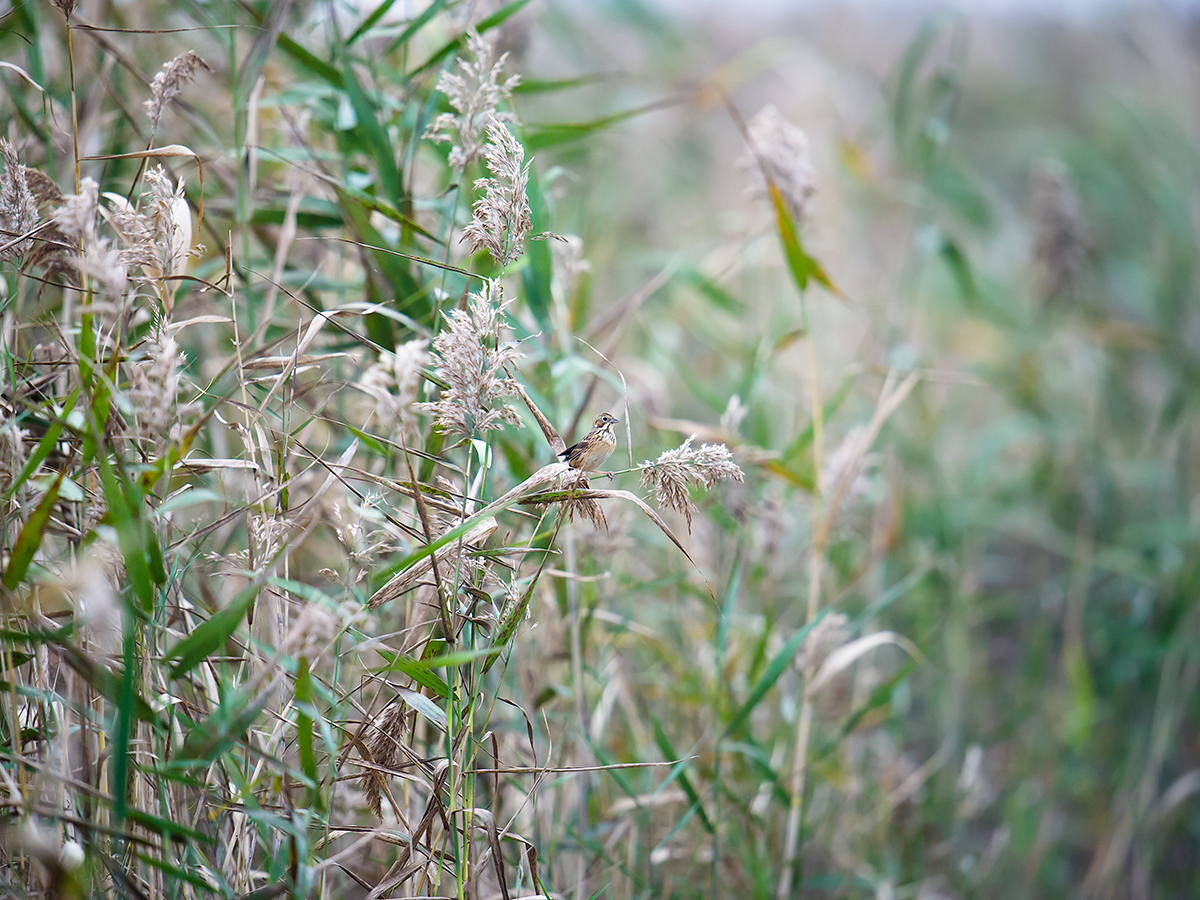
[145,51,210,131]
[742,104,817,223]
[425,30,520,169]
[640,435,745,530]
[461,119,532,266]
[415,279,523,437]
[0,140,39,262]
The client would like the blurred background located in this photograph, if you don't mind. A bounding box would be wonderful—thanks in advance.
[517,3,1200,894]
[2,0,1199,897]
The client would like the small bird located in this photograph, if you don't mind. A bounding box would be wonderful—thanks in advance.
[560,412,619,476]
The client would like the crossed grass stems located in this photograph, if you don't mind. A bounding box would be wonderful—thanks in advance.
[0,145,744,900]
[0,292,747,898]
[1,261,912,899]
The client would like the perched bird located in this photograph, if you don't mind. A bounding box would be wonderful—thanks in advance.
[560,412,619,475]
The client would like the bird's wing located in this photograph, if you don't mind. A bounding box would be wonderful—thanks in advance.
[559,439,585,464]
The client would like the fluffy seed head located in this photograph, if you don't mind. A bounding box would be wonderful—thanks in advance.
[362,338,430,446]
[531,468,608,530]
[551,233,590,301]
[23,167,61,206]
[461,119,532,266]
[796,612,850,671]
[330,499,397,580]
[640,435,745,531]
[53,177,100,245]
[145,51,210,131]
[363,700,408,818]
[143,165,193,283]
[129,325,186,441]
[415,279,523,438]
[821,424,877,504]
[391,340,429,440]
[78,239,128,301]
[425,30,521,169]
[0,140,39,262]
[108,165,193,306]
[70,542,126,657]
[720,394,748,436]
[54,178,126,299]
[562,472,608,530]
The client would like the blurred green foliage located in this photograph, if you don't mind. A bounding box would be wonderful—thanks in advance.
[1,0,1198,898]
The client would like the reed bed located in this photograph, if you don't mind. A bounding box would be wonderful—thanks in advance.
[2,2,1198,899]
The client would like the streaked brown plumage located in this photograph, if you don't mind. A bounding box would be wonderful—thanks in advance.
[560,412,619,473]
